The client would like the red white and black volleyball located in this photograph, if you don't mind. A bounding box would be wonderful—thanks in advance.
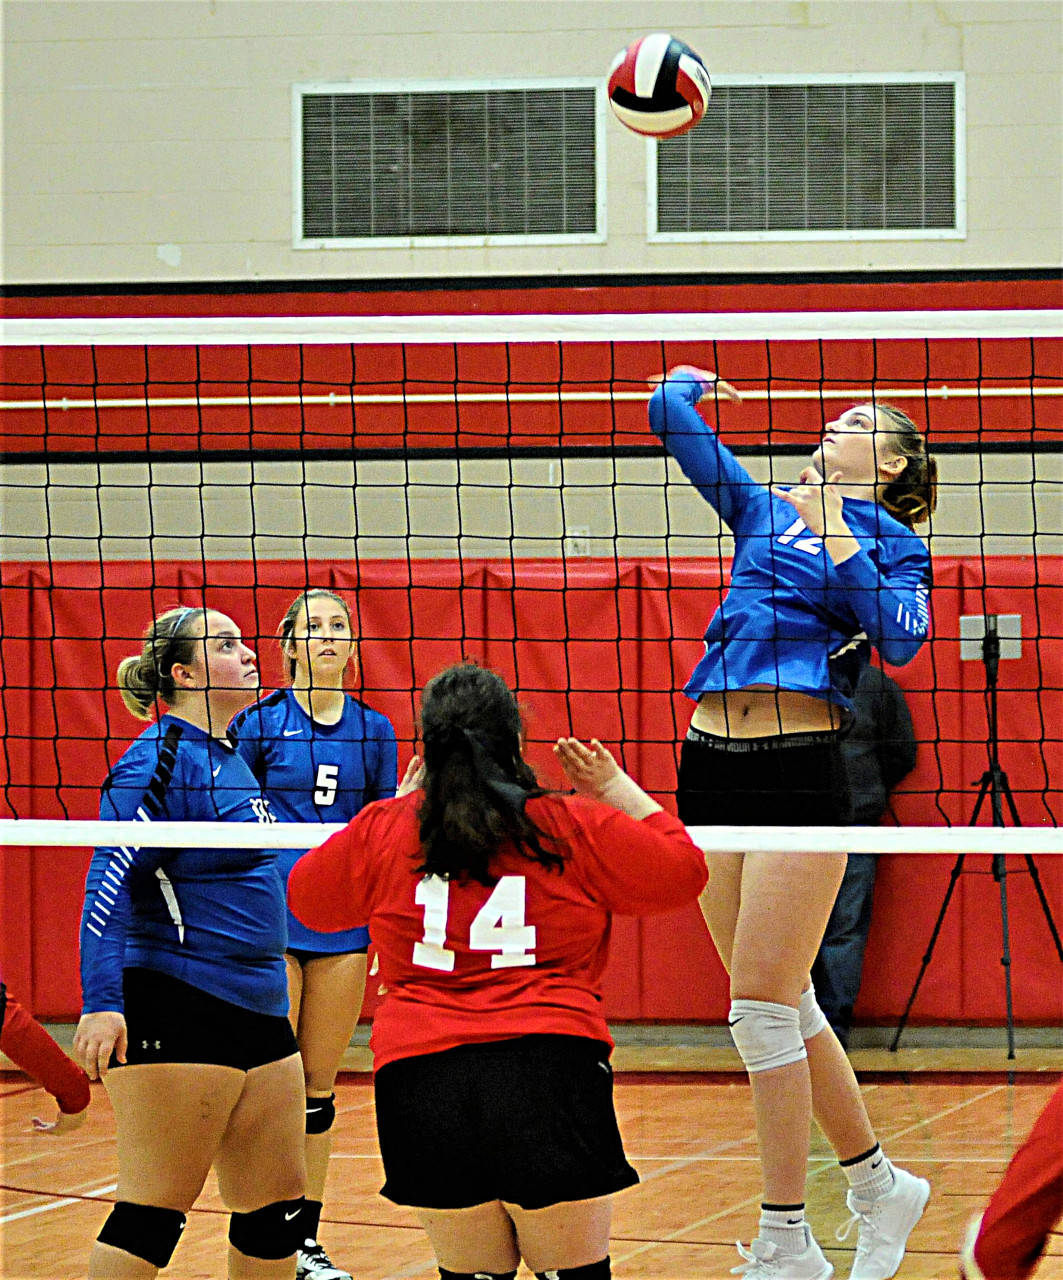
[607,33,711,139]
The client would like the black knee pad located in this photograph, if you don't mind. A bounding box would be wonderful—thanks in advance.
[97,1200,187,1268]
[536,1260,611,1280]
[228,1196,307,1260]
[305,1091,336,1134]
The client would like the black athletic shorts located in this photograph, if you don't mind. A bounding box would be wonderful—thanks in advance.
[374,1033,639,1211]
[287,945,368,962]
[678,726,853,827]
[113,967,297,1072]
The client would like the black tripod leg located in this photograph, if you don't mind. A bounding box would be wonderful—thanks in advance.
[992,769,1063,964]
[890,853,966,1052]
[1024,856,1063,962]
[993,854,1016,1060]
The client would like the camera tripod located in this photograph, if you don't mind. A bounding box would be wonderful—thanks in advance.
[890,619,1063,1059]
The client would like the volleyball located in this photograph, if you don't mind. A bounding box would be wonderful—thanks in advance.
[607,33,711,139]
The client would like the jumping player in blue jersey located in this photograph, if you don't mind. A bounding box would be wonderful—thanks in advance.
[649,369,938,1280]
[230,589,397,1280]
[74,605,306,1279]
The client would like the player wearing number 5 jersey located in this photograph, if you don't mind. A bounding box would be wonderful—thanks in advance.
[289,661,708,1280]
[230,589,397,1280]
[75,607,305,1279]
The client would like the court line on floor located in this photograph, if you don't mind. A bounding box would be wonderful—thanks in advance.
[0,1182,115,1223]
[612,1082,1012,1267]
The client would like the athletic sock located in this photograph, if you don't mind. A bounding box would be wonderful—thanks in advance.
[840,1143,896,1199]
[758,1204,808,1253]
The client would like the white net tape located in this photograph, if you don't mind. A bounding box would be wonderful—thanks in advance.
[0,819,1058,856]
[3,309,1062,346]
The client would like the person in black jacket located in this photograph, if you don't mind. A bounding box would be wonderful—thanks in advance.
[811,664,917,1049]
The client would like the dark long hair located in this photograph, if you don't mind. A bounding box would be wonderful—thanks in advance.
[416,662,562,885]
[875,403,938,528]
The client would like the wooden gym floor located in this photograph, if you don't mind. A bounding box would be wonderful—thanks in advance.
[3,1035,1062,1280]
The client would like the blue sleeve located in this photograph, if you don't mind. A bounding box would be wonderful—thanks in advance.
[833,538,932,667]
[79,751,166,1014]
[228,707,264,780]
[648,379,763,530]
[371,716,398,801]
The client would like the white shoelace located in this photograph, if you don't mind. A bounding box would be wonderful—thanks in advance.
[836,1202,874,1255]
[731,1240,778,1275]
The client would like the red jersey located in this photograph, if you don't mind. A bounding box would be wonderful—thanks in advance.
[288,792,707,1069]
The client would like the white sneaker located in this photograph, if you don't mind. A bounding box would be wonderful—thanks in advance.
[731,1227,834,1278]
[837,1163,931,1280]
[295,1240,352,1280]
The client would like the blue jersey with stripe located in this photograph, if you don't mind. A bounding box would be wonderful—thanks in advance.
[649,380,932,711]
[230,690,398,953]
[79,716,288,1017]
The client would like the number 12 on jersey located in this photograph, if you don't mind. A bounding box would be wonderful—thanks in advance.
[413,875,536,971]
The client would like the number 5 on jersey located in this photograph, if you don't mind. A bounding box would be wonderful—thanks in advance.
[314,763,339,806]
[413,875,536,971]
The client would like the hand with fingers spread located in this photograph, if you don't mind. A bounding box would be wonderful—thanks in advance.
[554,737,662,820]
[648,365,742,405]
[772,466,846,539]
[73,1010,126,1082]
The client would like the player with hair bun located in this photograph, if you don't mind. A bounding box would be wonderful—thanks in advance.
[649,369,936,1280]
[74,604,306,1278]
[230,589,397,1280]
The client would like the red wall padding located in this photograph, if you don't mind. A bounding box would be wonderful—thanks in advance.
[1,555,1060,1023]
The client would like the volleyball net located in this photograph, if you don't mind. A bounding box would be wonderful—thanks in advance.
[1,307,1060,838]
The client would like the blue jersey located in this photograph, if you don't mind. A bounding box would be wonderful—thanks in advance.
[80,716,289,1018]
[230,690,398,953]
[649,380,932,711]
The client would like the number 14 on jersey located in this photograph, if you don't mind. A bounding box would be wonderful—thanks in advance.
[413,875,537,971]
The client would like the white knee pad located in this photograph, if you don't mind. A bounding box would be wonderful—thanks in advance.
[799,984,829,1041]
[728,999,807,1073]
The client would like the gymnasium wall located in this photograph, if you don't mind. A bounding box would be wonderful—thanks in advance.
[4,0,1061,283]
[2,553,1060,1024]
[2,271,1060,1024]
[3,276,1061,568]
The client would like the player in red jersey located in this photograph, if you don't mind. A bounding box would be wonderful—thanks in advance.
[960,1080,1063,1280]
[0,977,91,1132]
[288,661,708,1280]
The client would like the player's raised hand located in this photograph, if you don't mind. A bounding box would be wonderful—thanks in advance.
[554,737,662,820]
[647,366,742,404]
[772,467,845,537]
[554,737,620,796]
[396,754,425,798]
